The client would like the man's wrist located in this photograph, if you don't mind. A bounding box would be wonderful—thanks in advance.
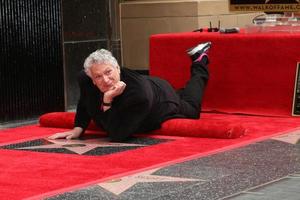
[102,102,112,106]
[101,101,112,112]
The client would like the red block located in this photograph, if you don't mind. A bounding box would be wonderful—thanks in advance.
[150,32,300,117]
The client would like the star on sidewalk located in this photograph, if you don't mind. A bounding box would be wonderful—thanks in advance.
[273,130,300,144]
[17,138,146,155]
[98,167,206,195]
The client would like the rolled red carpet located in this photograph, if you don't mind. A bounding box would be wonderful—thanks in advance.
[39,112,246,139]
[152,118,245,139]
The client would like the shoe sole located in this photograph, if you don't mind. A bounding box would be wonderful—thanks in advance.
[187,42,211,56]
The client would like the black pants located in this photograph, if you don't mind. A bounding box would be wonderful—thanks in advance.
[177,56,209,118]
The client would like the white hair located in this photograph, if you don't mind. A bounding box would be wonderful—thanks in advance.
[83,49,120,77]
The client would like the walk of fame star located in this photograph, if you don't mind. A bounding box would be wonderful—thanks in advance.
[98,167,206,195]
[0,137,170,156]
[273,129,300,144]
[17,138,146,154]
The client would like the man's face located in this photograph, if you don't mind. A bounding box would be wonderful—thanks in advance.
[90,63,120,93]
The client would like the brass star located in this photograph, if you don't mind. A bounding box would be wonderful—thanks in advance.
[17,138,146,154]
[273,129,300,144]
[98,167,205,195]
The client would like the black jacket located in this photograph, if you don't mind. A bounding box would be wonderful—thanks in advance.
[74,68,181,141]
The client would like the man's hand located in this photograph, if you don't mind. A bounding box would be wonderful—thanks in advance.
[48,127,83,140]
[103,81,126,103]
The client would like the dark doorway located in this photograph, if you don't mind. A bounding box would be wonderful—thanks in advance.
[0,0,65,123]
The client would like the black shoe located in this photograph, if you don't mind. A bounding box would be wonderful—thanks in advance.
[186,41,211,62]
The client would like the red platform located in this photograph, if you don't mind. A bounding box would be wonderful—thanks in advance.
[150,31,300,117]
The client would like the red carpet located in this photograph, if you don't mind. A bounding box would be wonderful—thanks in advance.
[2,32,300,199]
[1,113,300,199]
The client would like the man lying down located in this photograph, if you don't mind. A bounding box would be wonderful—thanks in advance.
[49,42,211,142]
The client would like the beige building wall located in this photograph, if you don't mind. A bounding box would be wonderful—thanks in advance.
[120,0,261,70]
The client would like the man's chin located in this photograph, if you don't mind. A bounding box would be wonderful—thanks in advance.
[100,86,112,93]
